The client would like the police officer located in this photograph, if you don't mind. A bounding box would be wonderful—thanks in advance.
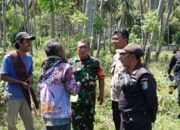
[111,29,129,130]
[168,50,180,118]
[118,44,158,130]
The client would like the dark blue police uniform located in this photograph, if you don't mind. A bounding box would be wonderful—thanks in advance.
[118,63,158,130]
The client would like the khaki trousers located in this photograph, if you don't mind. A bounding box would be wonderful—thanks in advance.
[7,99,34,130]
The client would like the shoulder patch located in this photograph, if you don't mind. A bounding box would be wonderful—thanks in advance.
[141,78,148,81]
[141,81,148,90]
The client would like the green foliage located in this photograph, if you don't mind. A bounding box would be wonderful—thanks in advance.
[149,59,180,129]
[129,32,141,44]
[6,7,24,46]
[93,12,107,34]
[142,10,160,33]
[38,0,75,16]
[98,49,113,75]
[173,32,180,45]
[69,11,88,26]
[38,0,58,12]
[156,37,166,45]
[102,0,119,14]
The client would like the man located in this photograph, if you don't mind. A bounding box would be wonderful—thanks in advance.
[0,32,38,130]
[118,44,158,130]
[111,29,129,130]
[168,49,180,118]
[38,39,80,130]
[69,39,105,130]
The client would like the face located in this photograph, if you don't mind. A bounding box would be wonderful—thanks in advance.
[112,33,127,49]
[58,49,65,58]
[19,39,32,52]
[120,52,132,69]
[77,42,90,59]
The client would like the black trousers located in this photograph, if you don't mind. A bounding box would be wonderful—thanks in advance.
[120,122,152,130]
[112,101,121,130]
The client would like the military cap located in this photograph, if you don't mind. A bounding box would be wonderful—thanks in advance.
[120,43,144,58]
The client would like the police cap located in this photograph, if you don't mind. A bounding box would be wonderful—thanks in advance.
[120,44,144,58]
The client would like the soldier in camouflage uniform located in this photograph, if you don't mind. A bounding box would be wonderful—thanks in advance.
[69,39,105,130]
[111,29,129,130]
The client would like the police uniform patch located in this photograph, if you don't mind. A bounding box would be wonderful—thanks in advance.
[141,81,148,90]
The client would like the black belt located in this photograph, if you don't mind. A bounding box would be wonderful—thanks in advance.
[121,111,150,122]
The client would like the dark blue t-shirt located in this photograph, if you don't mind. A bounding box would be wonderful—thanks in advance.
[0,53,33,99]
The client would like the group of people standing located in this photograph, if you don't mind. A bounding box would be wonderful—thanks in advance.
[0,32,104,130]
[4,29,179,130]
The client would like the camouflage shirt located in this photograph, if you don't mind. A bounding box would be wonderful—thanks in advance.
[69,55,105,130]
[69,55,105,105]
[111,49,124,101]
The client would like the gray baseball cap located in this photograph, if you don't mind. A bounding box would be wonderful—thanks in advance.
[15,32,35,41]
[119,44,144,58]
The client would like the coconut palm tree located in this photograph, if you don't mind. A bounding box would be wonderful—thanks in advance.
[2,0,7,52]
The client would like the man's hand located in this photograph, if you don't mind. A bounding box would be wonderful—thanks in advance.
[21,81,30,89]
[97,93,104,105]
[26,75,33,84]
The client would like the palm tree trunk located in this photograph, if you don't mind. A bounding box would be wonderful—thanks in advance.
[82,0,86,13]
[139,0,145,45]
[39,14,42,46]
[2,0,7,52]
[24,0,30,33]
[50,12,55,38]
[109,12,113,53]
[96,34,101,57]
[84,0,94,54]
[13,0,19,32]
[155,45,162,61]
[32,0,37,49]
[150,0,165,44]
[83,0,94,36]
[154,0,173,61]
[0,17,2,47]
[153,0,159,9]
[162,0,174,37]
[145,0,165,63]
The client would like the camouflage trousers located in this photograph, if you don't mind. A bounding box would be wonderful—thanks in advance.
[71,103,95,130]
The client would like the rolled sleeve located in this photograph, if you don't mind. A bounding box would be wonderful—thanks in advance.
[0,55,11,74]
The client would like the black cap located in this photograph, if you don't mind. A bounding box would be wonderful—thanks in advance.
[15,32,35,42]
[120,44,144,58]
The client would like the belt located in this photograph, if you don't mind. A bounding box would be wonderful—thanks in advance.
[121,111,150,122]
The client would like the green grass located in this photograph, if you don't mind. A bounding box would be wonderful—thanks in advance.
[1,50,180,130]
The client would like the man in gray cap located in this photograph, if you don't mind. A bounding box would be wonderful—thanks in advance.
[111,29,129,130]
[118,44,158,130]
[0,32,37,130]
